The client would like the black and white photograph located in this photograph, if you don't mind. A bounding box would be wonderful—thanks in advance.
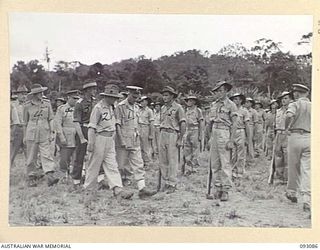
[9,13,312,227]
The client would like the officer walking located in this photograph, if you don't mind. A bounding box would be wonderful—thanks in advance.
[84,84,133,201]
[11,85,28,166]
[23,84,59,187]
[115,86,157,198]
[183,94,204,175]
[206,81,238,201]
[229,93,250,184]
[72,82,97,188]
[54,90,81,179]
[284,84,311,213]
[137,96,154,169]
[159,86,186,194]
[268,92,291,184]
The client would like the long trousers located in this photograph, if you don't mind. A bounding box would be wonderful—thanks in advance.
[10,125,26,165]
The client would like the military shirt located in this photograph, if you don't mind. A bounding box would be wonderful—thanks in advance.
[256,109,266,124]
[14,101,25,125]
[275,107,287,130]
[115,98,141,148]
[154,111,161,126]
[55,103,77,147]
[138,106,154,125]
[265,111,276,131]
[247,107,258,126]
[209,97,237,127]
[160,101,186,131]
[11,103,20,126]
[23,99,53,142]
[89,100,116,133]
[287,97,311,132]
[73,97,95,125]
[235,106,250,129]
[186,106,203,127]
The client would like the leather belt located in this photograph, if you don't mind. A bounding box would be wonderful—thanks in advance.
[98,131,115,137]
[213,124,229,130]
[139,123,149,127]
[290,129,310,134]
[160,128,177,133]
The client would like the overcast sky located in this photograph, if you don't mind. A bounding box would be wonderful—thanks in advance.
[9,13,312,68]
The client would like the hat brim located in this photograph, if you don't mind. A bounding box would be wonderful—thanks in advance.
[161,90,178,97]
[230,94,245,102]
[30,87,48,94]
[100,93,120,98]
[212,83,232,92]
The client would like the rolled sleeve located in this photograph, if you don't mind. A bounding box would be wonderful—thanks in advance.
[177,106,186,123]
[198,109,204,121]
[230,102,238,118]
[287,102,297,115]
[88,105,100,130]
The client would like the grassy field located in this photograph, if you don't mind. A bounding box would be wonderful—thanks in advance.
[9,151,311,227]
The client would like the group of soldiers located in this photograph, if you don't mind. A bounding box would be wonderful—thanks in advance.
[10,79,311,213]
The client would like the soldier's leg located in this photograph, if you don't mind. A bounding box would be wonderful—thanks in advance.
[167,133,178,187]
[190,130,200,169]
[59,147,74,173]
[116,146,132,182]
[286,134,302,197]
[128,148,146,190]
[38,140,56,174]
[217,129,232,192]
[10,126,24,166]
[26,140,40,177]
[274,134,284,181]
[139,126,151,168]
[159,132,168,183]
[299,134,311,208]
[183,132,192,172]
[282,136,288,183]
[102,137,123,189]
[83,135,106,190]
[246,125,255,168]
[154,127,160,159]
[254,124,263,156]
[72,127,88,184]
[235,129,246,179]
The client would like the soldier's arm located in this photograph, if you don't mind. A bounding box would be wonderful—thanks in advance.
[285,103,296,131]
[87,105,100,151]
[114,105,126,147]
[55,107,67,143]
[22,104,29,143]
[73,102,86,142]
[177,106,187,140]
[148,109,155,139]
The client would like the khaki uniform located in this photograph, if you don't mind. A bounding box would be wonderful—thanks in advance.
[138,106,154,167]
[286,97,311,206]
[272,107,288,182]
[72,97,96,182]
[115,98,146,190]
[265,111,276,159]
[232,106,249,179]
[11,101,26,165]
[84,100,122,190]
[23,99,56,176]
[208,97,237,191]
[246,107,258,166]
[254,109,266,156]
[152,110,161,158]
[55,103,77,173]
[159,101,186,187]
[183,106,203,171]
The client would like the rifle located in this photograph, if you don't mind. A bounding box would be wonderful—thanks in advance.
[157,169,162,192]
[268,153,276,184]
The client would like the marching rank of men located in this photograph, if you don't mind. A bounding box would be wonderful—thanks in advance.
[10,80,312,213]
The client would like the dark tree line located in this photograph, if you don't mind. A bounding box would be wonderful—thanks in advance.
[10,34,312,101]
